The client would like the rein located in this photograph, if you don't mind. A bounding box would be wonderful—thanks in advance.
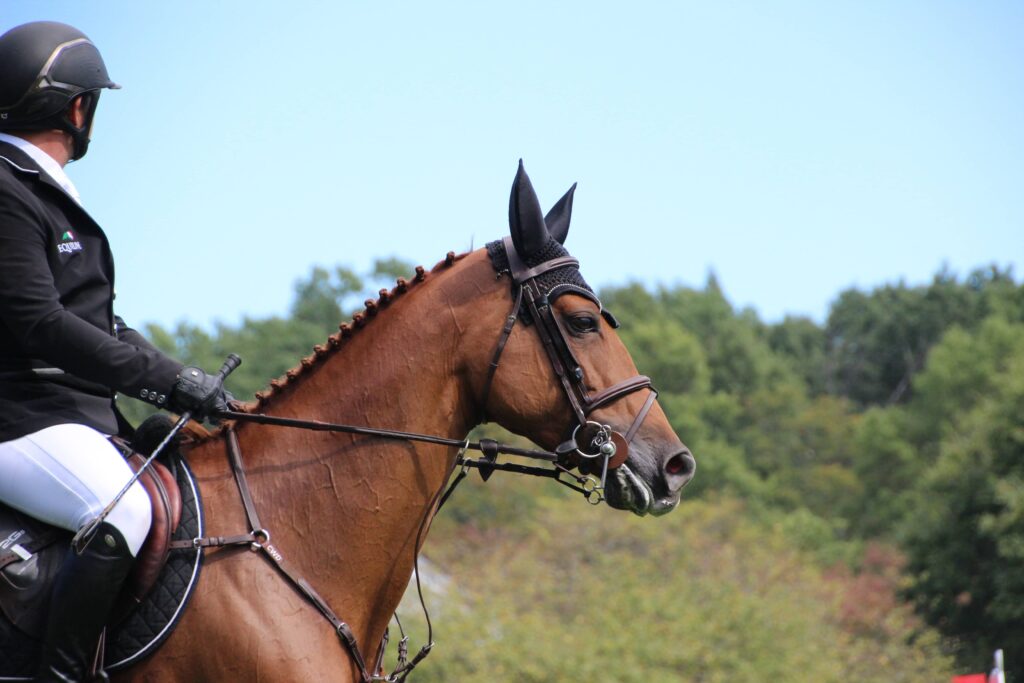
[178,243,659,681]
[213,409,603,501]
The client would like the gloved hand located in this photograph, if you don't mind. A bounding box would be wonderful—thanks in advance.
[169,366,232,420]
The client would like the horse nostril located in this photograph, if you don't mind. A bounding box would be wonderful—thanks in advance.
[666,455,685,475]
[664,451,695,487]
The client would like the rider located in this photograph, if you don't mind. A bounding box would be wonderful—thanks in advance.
[0,21,231,682]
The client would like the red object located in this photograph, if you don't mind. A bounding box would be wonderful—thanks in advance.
[951,675,987,683]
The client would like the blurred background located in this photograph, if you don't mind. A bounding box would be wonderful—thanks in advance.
[4,2,1022,680]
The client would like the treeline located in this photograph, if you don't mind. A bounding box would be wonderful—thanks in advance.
[606,264,1023,675]
[124,259,1023,680]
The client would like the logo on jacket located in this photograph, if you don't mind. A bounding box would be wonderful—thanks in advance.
[57,229,83,255]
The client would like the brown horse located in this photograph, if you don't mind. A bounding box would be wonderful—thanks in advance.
[120,164,695,682]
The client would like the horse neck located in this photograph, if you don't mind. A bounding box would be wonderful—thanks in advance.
[244,252,495,436]
[201,251,500,647]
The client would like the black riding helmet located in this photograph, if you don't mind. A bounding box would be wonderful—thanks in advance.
[0,21,120,160]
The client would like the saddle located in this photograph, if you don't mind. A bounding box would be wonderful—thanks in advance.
[0,416,204,677]
[0,450,182,637]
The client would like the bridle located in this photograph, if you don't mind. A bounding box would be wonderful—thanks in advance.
[480,237,659,490]
[155,244,663,682]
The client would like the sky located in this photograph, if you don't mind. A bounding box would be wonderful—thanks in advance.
[4,1,1022,331]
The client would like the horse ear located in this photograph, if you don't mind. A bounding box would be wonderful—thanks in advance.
[508,160,550,259]
[544,183,576,245]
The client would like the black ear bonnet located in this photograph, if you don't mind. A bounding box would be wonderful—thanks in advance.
[485,236,619,328]
[486,161,619,327]
[486,237,589,303]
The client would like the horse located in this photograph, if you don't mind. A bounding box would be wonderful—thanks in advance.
[119,163,695,681]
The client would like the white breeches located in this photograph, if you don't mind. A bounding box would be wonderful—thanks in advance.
[0,423,151,556]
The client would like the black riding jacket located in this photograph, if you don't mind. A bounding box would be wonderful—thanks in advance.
[0,140,181,442]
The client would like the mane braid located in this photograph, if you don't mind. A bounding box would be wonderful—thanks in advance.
[245,251,465,412]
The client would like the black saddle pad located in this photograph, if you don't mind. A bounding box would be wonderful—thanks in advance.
[0,456,204,678]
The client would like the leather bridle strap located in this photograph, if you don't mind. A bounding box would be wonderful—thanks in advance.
[225,428,263,533]
[626,390,658,442]
[479,285,523,423]
[585,374,658,446]
[501,237,579,284]
[585,375,653,412]
[215,410,559,462]
[521,284,589,425]
[172,426,375,683]
[513,255,581,283]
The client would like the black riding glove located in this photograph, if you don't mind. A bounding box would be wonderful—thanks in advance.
[169,366,231,420]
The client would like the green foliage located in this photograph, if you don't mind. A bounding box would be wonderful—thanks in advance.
[902,345,1024,670]
[617,317,710,396]
[604,276,791,397]
[908,316,1024,443]
[847,407,920,538]
[666,437,767,503]
[291,265,361,328]
[117,258,417,427]
[825,265,1022,407]
[767,314,829,395]
[400,496,951,682]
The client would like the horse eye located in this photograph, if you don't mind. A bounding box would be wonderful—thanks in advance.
[568,314,599,334]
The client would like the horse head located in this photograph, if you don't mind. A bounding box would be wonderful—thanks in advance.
[466,161,695,516]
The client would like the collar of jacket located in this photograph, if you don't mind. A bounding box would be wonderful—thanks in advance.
[0,140,106,242]
[0,140,78,199]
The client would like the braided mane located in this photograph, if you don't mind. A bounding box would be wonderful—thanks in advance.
[246,251,465,411]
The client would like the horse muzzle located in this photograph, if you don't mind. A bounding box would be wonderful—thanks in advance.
[603,446,695,517]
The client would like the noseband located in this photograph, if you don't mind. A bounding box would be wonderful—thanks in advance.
[480,237,658,483]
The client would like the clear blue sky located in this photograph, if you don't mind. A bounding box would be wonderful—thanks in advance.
[5,2,1022,331]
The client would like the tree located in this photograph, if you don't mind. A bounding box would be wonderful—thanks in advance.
[846,407,919,538]
[767,315,828,395]
[116,259,414,425]
[408,496,953,683]
[290,265,361,328]
[825,266,1023,407]
[616,317,710,396]
[903,347,1024,670]
[907,316,1024,445]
